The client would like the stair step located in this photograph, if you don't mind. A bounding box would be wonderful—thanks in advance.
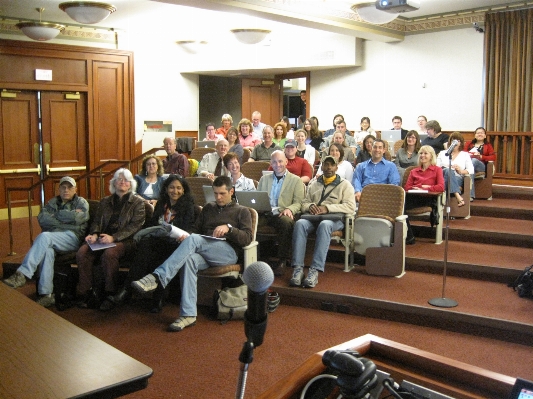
[470,197,533,220]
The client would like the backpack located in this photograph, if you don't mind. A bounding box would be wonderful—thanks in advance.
[509,265,533,298]
[213,284,248,323]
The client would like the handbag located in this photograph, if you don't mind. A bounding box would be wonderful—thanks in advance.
[213,284,248,323]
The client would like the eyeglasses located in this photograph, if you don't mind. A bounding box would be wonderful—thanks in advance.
[116,178,130,183]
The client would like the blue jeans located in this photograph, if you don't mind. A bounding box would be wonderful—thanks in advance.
[18,231,80,295]
[153,234,237,317]
[291,219,344,272]
[471,158,486,173]
[443,168,474,199]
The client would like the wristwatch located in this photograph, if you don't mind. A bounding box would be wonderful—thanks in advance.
[227,224,233,233]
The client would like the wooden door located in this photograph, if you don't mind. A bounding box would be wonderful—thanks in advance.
[242,78,281,126]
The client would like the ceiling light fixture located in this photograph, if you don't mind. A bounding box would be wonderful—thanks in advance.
[351,2,398,25]
[16,8,65,41]
[59,1,116,24]
[231,29,271,45]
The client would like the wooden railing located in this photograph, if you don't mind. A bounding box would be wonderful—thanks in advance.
[488,132,533,184]
[6,147,163,255]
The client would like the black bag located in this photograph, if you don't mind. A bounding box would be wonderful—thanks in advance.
[509,265,533,298]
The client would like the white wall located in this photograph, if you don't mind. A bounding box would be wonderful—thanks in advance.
[311,28,485,133]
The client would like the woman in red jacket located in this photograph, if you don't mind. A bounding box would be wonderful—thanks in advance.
[464,127,496,174]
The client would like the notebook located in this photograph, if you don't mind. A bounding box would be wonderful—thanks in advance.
[202,185,215,203]
[200,140,216,148]
[381,130,403,143]
[235,191,278,213]
[509,378,533,399]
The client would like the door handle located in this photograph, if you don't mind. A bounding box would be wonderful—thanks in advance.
[0,166,41,174]
[48,166,87,172]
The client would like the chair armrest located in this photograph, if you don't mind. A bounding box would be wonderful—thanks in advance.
[395,215,407,222]
[243,241,258,268]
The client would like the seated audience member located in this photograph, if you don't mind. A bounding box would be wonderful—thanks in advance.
[280,116,295,139]
[290,156,356,288]
[204,122,224,142]
[132,176,253,332]
[2,176,89,307]
[272,122,287,148]
[394,130,421,180]
[304,118,324,151]
[437,132,474,204]
[463,127,496,174]
[356,135,375,165]
[297,114,305,130]
[251,111,266,140]
[216,114,233,138]
[238,118,262,151]
[224,152,256,191]
[268,139,313,184]
[316,143,354,183]
[76,168,145,309]
[135,154,165,206]
[226,127,244,164]
[352,139,400,202]
[403,145,445,245]
[100,175,195,312]
[323,131,356,166]
[353,117,376,148]
[421,120,449,155]
[197,139,230,180]
[294,128,316,169]
[250,125,281,162]
[323,114,344,138]
[323,120,356,149]
[391,115,409,140]
[417,115,428,135]
[258,150,305,276]
[162,137,189,177]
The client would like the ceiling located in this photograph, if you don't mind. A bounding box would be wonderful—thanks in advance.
[0,0,528,35]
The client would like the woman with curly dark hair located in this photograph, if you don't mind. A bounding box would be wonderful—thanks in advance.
[101,174,195,312]
[134,154,165,206]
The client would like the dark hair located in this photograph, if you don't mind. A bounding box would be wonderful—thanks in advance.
[310,116,319,128]
[448,132,465,151]
[402,130,421,153]
[155,175,194,230]
[223,152,239,168]
[332,114,344,127]
[141,154,164,176]
[329,143,345,160]
[160,174,191,203]
[392,116,403,123]
[373,139,387,148]
[300,90,306,94]
[360,116,371,127]
[305,118,321,139]
[361,135,375,154]
[472,127,488,145]
[281,116,291,128]
[425,120,442,133]
[205,122,216,130]
[213,175,233,191]
[226,126,239,145]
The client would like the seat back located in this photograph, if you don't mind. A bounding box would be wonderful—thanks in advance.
[241,161,270,182]
[393,140,404,156]
[242,148,251,163]
[357,184,405,222]
[190,147,215,162]
[184,177,214,207]
[474,160,494,199]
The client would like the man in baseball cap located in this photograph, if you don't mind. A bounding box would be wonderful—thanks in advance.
[3,176,89,308]
[280,138,312,184]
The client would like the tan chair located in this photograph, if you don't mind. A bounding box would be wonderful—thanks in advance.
[241,161,270,182]
[196,207,259,305]
[184,176,214,207]
[190,147,215,162]
[242,148,251,163]
[402,166,444,245]
[474,160,494,200]
[353,184,406,277]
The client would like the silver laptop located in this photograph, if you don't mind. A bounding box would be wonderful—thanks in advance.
[200,140,216,148]
[202,185,215,203]
[235,191,277,213]
[418,133,428,143]
[381,130,403,143]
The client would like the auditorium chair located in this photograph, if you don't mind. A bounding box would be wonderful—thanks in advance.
[196,207,259,306]
[242,148,251,163]
[401,166,444,244]
[190,147,215,162]
[184,176,215,207]
[241,161,270,182]
[473,160,494,200]
[449,175,471,219]
[353,184,406,277]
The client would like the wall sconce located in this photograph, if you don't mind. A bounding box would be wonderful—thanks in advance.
[231,29,271,45]
[16,8,65,41]
[59,1,116,24]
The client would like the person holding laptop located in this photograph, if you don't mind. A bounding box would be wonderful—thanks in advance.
[290,156,355,288]
[3,176,89,308]
[203,122,224,143]
[131,176,252,332]
[258,150,305,275]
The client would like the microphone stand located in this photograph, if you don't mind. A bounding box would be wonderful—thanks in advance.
[235,341,254,399]
[429,149,458,308]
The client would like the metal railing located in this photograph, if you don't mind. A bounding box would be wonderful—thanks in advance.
[6,147,164,255]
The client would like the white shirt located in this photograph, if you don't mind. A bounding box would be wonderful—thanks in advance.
[437,150,474,176]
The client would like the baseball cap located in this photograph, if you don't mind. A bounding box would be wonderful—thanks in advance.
[284,139,297,148]
[323,155,338,165]
[59,176,76,187]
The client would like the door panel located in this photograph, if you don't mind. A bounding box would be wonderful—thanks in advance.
[242,79,281,126]
[0,92,40,208]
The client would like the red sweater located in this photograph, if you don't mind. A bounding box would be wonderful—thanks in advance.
[268,156,312,179]
[463,140,496,163]
[404,165,445,193]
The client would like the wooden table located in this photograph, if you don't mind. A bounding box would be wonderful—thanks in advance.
[0,283,153,398]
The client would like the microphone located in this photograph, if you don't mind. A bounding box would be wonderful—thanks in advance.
[446,139,459,156]
[241,261,274,347]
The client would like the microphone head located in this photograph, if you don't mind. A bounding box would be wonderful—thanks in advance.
[242,261,274,293]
